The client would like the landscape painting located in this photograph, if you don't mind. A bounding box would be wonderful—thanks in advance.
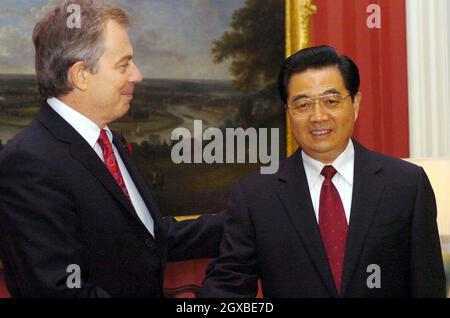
[0,0,285,216]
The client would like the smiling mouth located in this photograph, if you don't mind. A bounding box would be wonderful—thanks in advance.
[122,85,134,99]
[310,129,332,137]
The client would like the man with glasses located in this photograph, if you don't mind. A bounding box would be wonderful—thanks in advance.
[199,45,446,298]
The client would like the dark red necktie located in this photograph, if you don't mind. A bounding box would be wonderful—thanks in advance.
[319,165,348,294]
[97,129,131,201]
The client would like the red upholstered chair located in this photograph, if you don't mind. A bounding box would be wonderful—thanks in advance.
[163,258,264,298]
[0,263,11,298]
[163,259,211,298]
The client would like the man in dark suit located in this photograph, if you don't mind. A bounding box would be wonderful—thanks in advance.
[0,0,224,298]
[199,45,446,298]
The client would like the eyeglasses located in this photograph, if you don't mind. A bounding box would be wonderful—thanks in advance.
[287,94,352,116]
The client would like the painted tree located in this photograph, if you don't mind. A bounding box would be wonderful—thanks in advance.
[212,0,285,94]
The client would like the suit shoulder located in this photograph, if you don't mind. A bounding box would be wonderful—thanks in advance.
[0,121,69,176]
[1,119,61,159]
[365,148,423,183]
[370,149,420,170]
[233,157,290,195]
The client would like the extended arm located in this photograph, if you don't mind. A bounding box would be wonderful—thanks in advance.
[166,211,227,261]
[199,181,259,298]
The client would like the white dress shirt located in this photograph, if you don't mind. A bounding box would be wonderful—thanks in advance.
[302,140,355,224]
[47,97,155,237]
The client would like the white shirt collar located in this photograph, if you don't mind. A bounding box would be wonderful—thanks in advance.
[47,97,113,146]
[302,140,355,187]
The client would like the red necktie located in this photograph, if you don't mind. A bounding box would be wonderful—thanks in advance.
[97,129,131,201]
[319,165,348,294]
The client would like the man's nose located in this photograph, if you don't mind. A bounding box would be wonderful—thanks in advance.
[310,102,329,122]
[129,62,143,83]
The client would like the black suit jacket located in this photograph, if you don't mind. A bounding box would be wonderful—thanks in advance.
[200,140,446,298]
[0,103,224,298]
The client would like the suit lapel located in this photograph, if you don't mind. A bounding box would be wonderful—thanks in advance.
[36,103,141,223]
[340,140,384,296]
[113,135,164,242]
[277,150,338,297]
[69,136,140,219]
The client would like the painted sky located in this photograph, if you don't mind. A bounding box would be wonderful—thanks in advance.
[0,0,245,79]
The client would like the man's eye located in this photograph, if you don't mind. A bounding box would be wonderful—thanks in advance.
[296,101,311,109]
[299,102,309,108]
[325,97,339,105]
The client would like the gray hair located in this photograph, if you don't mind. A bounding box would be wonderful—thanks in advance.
[32,0,129,98]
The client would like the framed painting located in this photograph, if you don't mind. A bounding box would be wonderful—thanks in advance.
[0,0,286,216]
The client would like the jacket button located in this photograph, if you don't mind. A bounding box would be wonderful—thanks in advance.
[145,238,156,250]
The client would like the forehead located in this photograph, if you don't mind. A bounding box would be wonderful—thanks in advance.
[101,20,133,61]
[288,66,346,96]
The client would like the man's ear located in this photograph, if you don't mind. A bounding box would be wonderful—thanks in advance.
[68,61,89,91]
[353,92,362,122]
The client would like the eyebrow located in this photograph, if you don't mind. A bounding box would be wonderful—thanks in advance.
[115,55,133,66]
[291,94,309,103]
[322,88,341,95]
[291,88,343,103]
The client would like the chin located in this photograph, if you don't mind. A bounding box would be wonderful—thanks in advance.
[111,108,129,123]
[306,140,338,154]
[305,137,333,149]
[121,102,131,115]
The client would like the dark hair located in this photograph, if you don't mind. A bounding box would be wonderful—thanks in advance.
[33,0,129,99]
[277,45,360,105]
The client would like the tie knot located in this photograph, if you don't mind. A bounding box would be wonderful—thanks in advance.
[321,165,337,180]
[98,129,110,148]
